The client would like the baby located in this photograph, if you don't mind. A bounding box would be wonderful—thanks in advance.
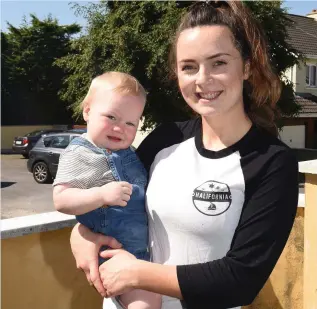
[53,72,161,309]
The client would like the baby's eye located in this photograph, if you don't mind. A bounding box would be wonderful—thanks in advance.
[126,122,136,127]
[107,115,116,120]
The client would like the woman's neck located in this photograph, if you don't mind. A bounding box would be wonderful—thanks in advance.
[201,110,252,151]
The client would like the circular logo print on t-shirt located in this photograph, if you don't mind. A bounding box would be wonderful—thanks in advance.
[192,180,232,216]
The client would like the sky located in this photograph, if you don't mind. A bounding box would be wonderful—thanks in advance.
[1,0,317,33]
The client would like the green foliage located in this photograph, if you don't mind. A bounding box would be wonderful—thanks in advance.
[55,0,301,128]
[1,15,80,125]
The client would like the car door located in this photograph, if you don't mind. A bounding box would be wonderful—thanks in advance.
[46,135,71,175]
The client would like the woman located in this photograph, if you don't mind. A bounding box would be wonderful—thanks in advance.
[70,1,299,309]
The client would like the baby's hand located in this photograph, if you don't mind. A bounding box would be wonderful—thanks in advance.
[100,181,132,207]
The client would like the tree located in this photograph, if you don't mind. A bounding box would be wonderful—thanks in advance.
[1,15,81,125]
[57,0,301,129]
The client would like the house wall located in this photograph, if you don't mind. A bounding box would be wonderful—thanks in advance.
[295,58,317,95]
[279,125,306,148]
[282,118,316,148]
[285,65,297,85]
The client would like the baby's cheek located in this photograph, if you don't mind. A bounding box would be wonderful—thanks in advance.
[127,128,137,139]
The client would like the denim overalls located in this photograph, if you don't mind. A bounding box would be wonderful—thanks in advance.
[70,137,149,263]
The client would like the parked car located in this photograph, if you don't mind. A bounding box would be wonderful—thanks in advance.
[27,132,82,183]
[66,128,87,134]
[12,129,65,158]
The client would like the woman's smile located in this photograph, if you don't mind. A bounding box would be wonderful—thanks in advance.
[196,90,223,103]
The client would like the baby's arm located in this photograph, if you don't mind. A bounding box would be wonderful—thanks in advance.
[53,181,132,215]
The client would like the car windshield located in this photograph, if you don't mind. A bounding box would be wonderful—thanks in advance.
[25,130,44,137]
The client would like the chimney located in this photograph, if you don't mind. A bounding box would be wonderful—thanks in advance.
[306,9,317,21]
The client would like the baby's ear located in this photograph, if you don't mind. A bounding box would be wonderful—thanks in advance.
[82,103,90,122]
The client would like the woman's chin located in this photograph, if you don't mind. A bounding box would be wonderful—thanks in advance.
[193,106,220,117]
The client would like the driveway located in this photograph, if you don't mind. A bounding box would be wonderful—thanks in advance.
[1,154,55,219]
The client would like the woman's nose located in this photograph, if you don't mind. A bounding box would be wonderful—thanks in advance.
[195,67,212,86]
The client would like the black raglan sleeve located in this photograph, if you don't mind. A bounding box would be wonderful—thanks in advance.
[136,121,192,173]
[177,148,299,309]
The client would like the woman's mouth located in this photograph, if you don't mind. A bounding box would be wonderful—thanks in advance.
[196,91,222,102]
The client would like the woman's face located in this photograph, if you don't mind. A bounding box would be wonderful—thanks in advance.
[176,25,250,118]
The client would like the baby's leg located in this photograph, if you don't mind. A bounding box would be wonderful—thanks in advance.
[118,289,162,309]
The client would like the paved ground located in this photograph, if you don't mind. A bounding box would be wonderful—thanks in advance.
[1,154,54,219]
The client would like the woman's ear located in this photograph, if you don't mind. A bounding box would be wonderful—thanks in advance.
[243,60,251,80]
[83,104,90,122]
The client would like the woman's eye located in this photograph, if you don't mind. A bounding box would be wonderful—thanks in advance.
[213,60,226,67]
[106,115,115,120]
[181,65,196,72]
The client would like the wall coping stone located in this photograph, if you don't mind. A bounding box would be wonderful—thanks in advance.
[299,160,317,175]
[1,211,76,239]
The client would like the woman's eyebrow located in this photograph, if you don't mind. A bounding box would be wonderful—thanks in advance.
[179,53,231,63]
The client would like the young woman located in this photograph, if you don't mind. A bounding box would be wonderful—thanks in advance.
[70,2,299,309]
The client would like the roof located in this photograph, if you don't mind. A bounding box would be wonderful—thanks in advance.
[286,14,317,56]
[295,94,317,114]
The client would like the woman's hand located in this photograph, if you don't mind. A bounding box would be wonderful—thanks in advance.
[99,249,140,298]
[70,223,122,297]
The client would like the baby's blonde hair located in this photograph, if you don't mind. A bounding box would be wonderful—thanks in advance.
[81,72,146,109]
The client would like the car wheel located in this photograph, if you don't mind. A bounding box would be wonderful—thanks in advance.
[22,154,29,159]
[32,162,52,184]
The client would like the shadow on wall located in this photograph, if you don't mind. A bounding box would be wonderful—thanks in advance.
[243,279,284,309]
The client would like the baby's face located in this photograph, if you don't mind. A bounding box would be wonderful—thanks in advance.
[84,89,145,150]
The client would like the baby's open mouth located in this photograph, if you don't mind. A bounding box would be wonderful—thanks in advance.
[108,136,122,142]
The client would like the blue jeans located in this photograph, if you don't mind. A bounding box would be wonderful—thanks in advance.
[71,138,149,263]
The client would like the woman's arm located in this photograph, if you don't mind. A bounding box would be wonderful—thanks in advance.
[99,148,298,308]
[70,223,123,296]
[100,249,182,299]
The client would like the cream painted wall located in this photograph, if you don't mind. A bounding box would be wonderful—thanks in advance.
[1,125,55,150]
[2,208,304,309]
[1,227,102,309]
[295,58,317,95]
[284,65,297,85]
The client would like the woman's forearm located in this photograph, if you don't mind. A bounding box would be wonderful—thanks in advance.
[134,261,183,299]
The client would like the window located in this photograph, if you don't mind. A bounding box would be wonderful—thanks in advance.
[50,136,70,149]
[43,137,53,147]
[306,64,317,87]
[26,130,44,137]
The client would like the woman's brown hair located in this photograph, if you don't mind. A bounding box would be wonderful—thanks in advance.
[169,1,281,135]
